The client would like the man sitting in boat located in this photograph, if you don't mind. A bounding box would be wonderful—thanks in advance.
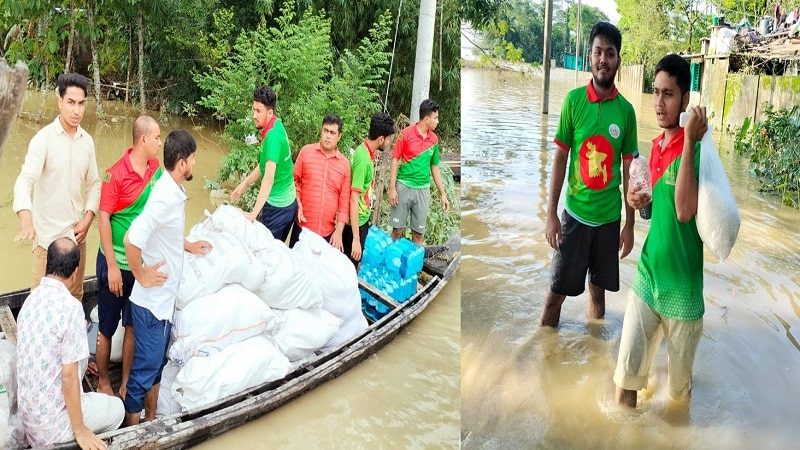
[122,130,211,426]
[343,112,395,268]
[290,114,351,249]
[17,238,125,449]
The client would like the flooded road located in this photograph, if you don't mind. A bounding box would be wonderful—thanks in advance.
[0,92,460,448]
[460,67,800,449]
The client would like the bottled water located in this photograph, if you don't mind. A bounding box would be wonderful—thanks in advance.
[629,151,652,220]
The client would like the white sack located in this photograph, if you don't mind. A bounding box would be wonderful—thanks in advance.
[90,306,124,363]
[177,233,267,309]
[291,229,367,350]
[191,205,274,252]
[254,236,323,310]
[268,308,342,361]
[170,284,276,366]
[696,130,741,261]
[172,336,290,411]
[156,360,181,418]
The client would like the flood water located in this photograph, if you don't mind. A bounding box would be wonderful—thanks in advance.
[0,92,460,448]
[460,67,800,449]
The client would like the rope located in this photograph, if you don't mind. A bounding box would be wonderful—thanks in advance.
[384,0,403,112]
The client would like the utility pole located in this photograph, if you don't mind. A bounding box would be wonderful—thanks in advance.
[575,0,582,85]
[410,0,436,122]
[541,0,554,114]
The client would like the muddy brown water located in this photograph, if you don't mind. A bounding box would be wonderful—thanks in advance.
[0,92,460,448]
[460,67,800,449]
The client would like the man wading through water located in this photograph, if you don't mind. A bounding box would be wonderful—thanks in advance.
[540,22,638,327]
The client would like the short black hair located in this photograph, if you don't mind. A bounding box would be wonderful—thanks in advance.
[322,114,343,134]
[45,238,80,279]
[419,99,439,120]
[655,54,691,94]
[589,22,622,54]
[253,85,277,110]
[163,130,197,171]
[57,73,89,98]
[368,112,395,140]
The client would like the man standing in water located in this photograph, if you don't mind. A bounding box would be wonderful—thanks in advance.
[231,85,297,241]
[540,22,638,327]
[13,73,101,300]
[614,54,707,408]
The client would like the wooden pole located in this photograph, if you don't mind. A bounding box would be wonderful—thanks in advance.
[541,0,554,114]
[0,59,28,159]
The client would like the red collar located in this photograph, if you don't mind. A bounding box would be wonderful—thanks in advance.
[123,147,159,178]
[364,140,376,160]
[586,80,619,103]
[260,115,278,141]
[650,128,685,186]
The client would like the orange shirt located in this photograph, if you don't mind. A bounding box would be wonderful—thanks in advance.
[293,143,351,237]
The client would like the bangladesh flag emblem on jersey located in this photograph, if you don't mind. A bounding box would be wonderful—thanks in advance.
[579,135,614,190]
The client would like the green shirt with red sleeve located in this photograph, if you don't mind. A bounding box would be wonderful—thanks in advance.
[554,81,638,225]
[99,148,163,271]
[393,123,440,189]
[350,140,376,226]
[633,128,704,321]
[259,116,296,207]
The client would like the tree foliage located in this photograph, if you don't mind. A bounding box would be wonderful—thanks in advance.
[475,0,608,67]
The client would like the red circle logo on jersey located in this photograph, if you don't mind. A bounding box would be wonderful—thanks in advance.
[579,135,614,190]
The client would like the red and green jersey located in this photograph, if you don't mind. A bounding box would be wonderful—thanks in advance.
[99,148,163,270]
[633,128,704,321]
[392,123,441,189]
[259,117,296,207]
[351,140,376,226]
[554,81,638,225]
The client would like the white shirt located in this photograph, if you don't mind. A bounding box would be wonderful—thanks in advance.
[13,117,101,248]
[127,172,186,321]
[16,277,88,447]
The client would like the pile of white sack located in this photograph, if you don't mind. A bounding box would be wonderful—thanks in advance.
[157,205,367,416]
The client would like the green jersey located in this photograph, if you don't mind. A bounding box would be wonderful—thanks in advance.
[633,129,704,321]
[259,118,296,207]
[554,82,638,225]
[351,141,376,226]
[393,123,441,189]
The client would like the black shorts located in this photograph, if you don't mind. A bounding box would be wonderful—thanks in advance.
[96,249,134,339]
[342,222,371,268]
[550,210,620,296]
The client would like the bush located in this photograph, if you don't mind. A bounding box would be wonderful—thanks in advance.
[735,105,800,208]
[194,1,392,210]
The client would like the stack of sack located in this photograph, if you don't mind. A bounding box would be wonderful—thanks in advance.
[157,205,366,416]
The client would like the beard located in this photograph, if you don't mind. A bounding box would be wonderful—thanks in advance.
[184,170,193,181]
[592,66,617,90]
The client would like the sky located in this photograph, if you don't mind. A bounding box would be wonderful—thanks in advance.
[582,0,621,24]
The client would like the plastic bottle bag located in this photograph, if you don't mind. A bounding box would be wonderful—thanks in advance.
[681,112,740,261]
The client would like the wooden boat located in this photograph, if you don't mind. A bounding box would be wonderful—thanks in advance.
[0,239,460,449]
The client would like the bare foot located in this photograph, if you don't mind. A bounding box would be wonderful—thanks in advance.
[615,386,637,408]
